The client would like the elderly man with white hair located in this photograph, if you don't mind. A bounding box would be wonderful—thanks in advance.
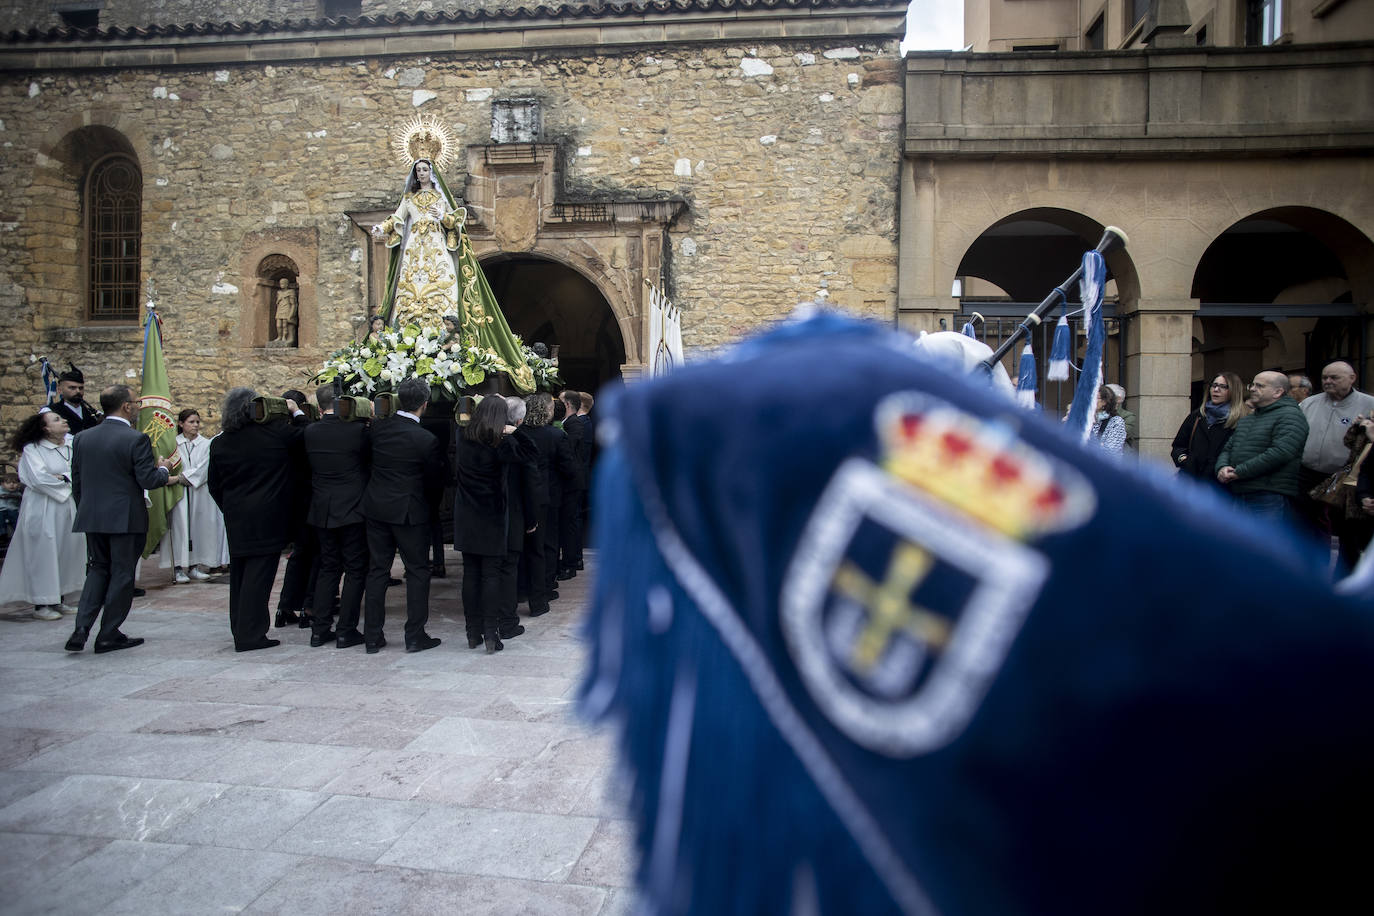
[1296,361,1374,572]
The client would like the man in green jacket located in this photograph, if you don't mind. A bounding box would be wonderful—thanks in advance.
[1216,371,1310,523]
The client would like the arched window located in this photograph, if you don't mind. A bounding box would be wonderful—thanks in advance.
[86,154,141,321]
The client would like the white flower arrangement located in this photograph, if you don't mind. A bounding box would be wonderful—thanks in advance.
[315,321,561,396]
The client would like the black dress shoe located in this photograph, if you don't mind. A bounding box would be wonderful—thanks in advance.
[431,565,447,578]
[365,635,387,654]
[499,624,525,639]
[575,560,584,570]
[297,613,313,630]
[467,633,484,649]
[555,569,576,581]
[386,577,402,587]
[548,590,559,601]
[529,605,549,618]
[274,609,301,628]
[94,634,145,654]
[235,637,281,652]
[405,633,441,653]
[484,633,504,654]
[310,629,337,647]
[335,630,365,649]
[132,587,146,598]
[64,626,89,652]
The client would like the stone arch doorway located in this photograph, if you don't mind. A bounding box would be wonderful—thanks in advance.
[1190,207,1373,399]
[481,254,625,395]
[953,208,1140,416]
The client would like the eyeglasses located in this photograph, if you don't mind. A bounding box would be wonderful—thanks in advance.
[1210,382,1229,389]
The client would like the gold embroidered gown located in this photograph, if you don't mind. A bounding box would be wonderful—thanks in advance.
[378,184,534,393]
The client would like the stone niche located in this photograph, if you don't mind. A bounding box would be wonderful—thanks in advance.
[237,229,317,350]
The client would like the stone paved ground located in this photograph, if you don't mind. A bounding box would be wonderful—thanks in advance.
[0,552,638,915]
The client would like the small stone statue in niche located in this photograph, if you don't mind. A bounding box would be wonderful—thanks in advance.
[273,277,298,347]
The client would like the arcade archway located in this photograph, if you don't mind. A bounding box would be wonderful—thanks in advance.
[1190,207,1373,402]
[482,254,626,395]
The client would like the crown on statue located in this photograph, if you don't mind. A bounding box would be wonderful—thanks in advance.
[875,394,1094,540]
[391,114,455,170]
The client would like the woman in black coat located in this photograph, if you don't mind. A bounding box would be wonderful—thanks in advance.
[1170,371,1247,487]
[454,396,535,654]
[208,387,307,651]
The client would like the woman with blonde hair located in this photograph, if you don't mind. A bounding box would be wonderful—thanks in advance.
[1171,371,1248,486]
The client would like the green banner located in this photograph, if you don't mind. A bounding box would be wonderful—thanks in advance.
[139,309,184,558]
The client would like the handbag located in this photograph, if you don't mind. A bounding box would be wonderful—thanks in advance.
[1309,440,1372,516]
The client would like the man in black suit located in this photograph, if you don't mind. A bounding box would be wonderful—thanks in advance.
[361,377,445,654]
[304,385,371,649]
[275,387,320,631]
[65,384,175,654]
[47,366,103,433]
[557,389,590,580]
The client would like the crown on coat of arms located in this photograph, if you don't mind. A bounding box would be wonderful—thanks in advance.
[875,395,1094,540]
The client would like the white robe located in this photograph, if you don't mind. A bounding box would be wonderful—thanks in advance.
[159,433,226,568]
[0,436,86,606]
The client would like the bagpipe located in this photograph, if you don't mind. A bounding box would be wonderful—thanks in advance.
[578,230,1374,915]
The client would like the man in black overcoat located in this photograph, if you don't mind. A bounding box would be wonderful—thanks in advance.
[47,366,103,434]
[520,392,578,615]
[557,389,590,580]
[360,377,446,654]
[65,384,174,653]
[208,388,309,652]
[275,387,321,630]
[303,385,371,649]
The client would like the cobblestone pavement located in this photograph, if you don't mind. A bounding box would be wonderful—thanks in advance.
[0,552,637,915]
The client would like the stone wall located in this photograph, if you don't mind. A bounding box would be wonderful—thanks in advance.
[0,37,902,452]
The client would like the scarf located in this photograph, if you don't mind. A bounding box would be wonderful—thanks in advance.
[1204,401,1230,428]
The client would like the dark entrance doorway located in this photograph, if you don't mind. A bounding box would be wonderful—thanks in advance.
[482,255,625,395]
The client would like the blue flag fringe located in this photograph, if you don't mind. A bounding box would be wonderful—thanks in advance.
[1015,343,1037,407]
[1046,315,1072,382]
[581,446,930,916]
[1065,250,1106,440]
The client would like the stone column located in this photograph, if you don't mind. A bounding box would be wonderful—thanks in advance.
[1124,298,1197,462]
[895,159,957,335]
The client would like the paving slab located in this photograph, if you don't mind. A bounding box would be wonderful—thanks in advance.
[0,551,634,912]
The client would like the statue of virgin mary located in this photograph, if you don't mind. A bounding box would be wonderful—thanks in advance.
[372,115,534,393]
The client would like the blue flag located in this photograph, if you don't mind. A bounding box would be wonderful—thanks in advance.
[581,311,1374,916]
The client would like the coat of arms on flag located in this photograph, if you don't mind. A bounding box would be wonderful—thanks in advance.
[781,392,1095,757]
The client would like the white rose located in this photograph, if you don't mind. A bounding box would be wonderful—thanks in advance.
[360,348,373,359]
[403,336,415,346]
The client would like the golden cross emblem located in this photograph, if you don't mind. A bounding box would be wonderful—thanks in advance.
[832,542,952,673]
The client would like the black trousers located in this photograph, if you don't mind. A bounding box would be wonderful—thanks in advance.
[74,531,143,642]
[498,547,523,632]
[314,522,368,636]
[363,520,431,645]
[229,552,280,649]
[522,525,548,614]
[542,501,561,594]
[278,524,320,613]
[461,551,511,638]
[559,490,584,572]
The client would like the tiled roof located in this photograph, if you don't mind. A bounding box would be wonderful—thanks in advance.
[4,0,900,43]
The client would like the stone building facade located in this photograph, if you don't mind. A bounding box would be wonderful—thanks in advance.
[0,0,905,445]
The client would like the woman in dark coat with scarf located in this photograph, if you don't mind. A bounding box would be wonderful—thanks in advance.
[1171,371,1247,487]
[454,396,535,654]
[208,388,308,651]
